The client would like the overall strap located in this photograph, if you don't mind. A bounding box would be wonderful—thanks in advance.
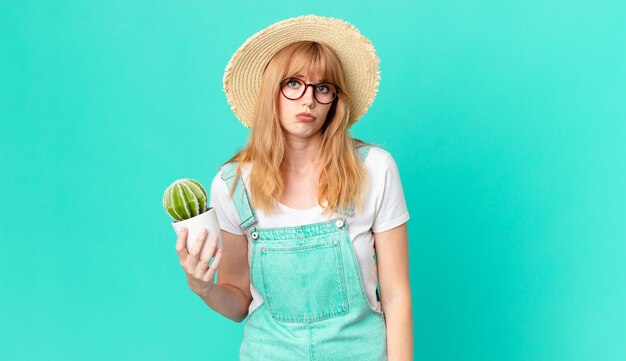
[220,162,258,232]
[357,144,372,162]
[220,145,372,225]
[342,144,372,217]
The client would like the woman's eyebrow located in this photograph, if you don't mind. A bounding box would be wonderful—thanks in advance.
[290,74,329,83]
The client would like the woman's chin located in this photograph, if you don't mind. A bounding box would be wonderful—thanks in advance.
[283,122,321,138]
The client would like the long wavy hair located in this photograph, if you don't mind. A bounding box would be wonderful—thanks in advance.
[224,41,371,216]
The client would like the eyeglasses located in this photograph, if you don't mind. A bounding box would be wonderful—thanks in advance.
[279,77,341,104]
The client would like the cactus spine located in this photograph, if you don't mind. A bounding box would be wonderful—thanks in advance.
[163,179,208,221]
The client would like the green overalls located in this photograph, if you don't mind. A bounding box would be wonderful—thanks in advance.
[220,146,387,361]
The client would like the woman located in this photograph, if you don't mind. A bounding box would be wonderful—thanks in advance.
[175,15,413,360]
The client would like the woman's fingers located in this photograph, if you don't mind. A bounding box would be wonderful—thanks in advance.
[200,235,218,263]
[196,235,218,275]
[190,228,208,257]
[202,246,223,283]
[174,229,220,294]
[175,227,189,262]
[176,228,220,284]
[185,228,206,269]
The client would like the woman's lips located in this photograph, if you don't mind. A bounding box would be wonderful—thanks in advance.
[296,113,317,122]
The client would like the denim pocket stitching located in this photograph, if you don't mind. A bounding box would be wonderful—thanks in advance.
[243,301,265,326]
[260,239,348,323]
[340,229,384,320]
[261,239,338,253]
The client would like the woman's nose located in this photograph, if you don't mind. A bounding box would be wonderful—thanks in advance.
[301,85,315,107]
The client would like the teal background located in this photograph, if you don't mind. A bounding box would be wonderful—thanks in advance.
[1,0,625,360]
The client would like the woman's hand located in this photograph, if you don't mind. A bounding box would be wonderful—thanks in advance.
[176,227,223,296]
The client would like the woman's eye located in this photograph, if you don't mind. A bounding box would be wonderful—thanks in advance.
[288,80,300,88]
[317,85,329,93]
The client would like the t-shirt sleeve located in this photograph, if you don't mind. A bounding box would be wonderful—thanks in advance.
[371,151,410,233]
[209,171,245,235]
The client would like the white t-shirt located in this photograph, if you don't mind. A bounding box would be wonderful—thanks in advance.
[209,146,410,316]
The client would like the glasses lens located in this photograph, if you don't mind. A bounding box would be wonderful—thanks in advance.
[281,78,305,100]
[281,78,338,104]
[314,83,338,104]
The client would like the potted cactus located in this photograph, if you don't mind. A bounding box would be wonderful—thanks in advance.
[163,178,222,252]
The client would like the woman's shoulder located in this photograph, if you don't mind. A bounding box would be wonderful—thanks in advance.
[212,161,252,189]
[361,145,393,166]
[216,160,252,175]
[210,161,252,199]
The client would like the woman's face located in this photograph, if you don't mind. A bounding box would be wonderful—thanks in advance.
[278,72,333,140]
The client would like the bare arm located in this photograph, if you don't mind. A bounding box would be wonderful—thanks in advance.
[176,228,252,323]
[374,223,414,361]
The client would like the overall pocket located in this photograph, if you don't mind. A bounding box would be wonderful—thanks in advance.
[260,239,349,323]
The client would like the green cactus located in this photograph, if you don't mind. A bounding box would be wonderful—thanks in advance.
[163,178,208,221]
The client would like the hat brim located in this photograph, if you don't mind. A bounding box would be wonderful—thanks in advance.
[223,14,380,128]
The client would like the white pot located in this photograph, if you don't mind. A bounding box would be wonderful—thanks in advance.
[171,207,222,253]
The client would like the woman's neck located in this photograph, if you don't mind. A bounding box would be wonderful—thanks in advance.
[282,133,322,174]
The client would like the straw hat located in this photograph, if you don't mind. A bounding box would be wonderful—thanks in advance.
[223,14,380,128]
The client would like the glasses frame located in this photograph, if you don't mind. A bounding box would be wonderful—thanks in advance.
[279,77,342,104]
